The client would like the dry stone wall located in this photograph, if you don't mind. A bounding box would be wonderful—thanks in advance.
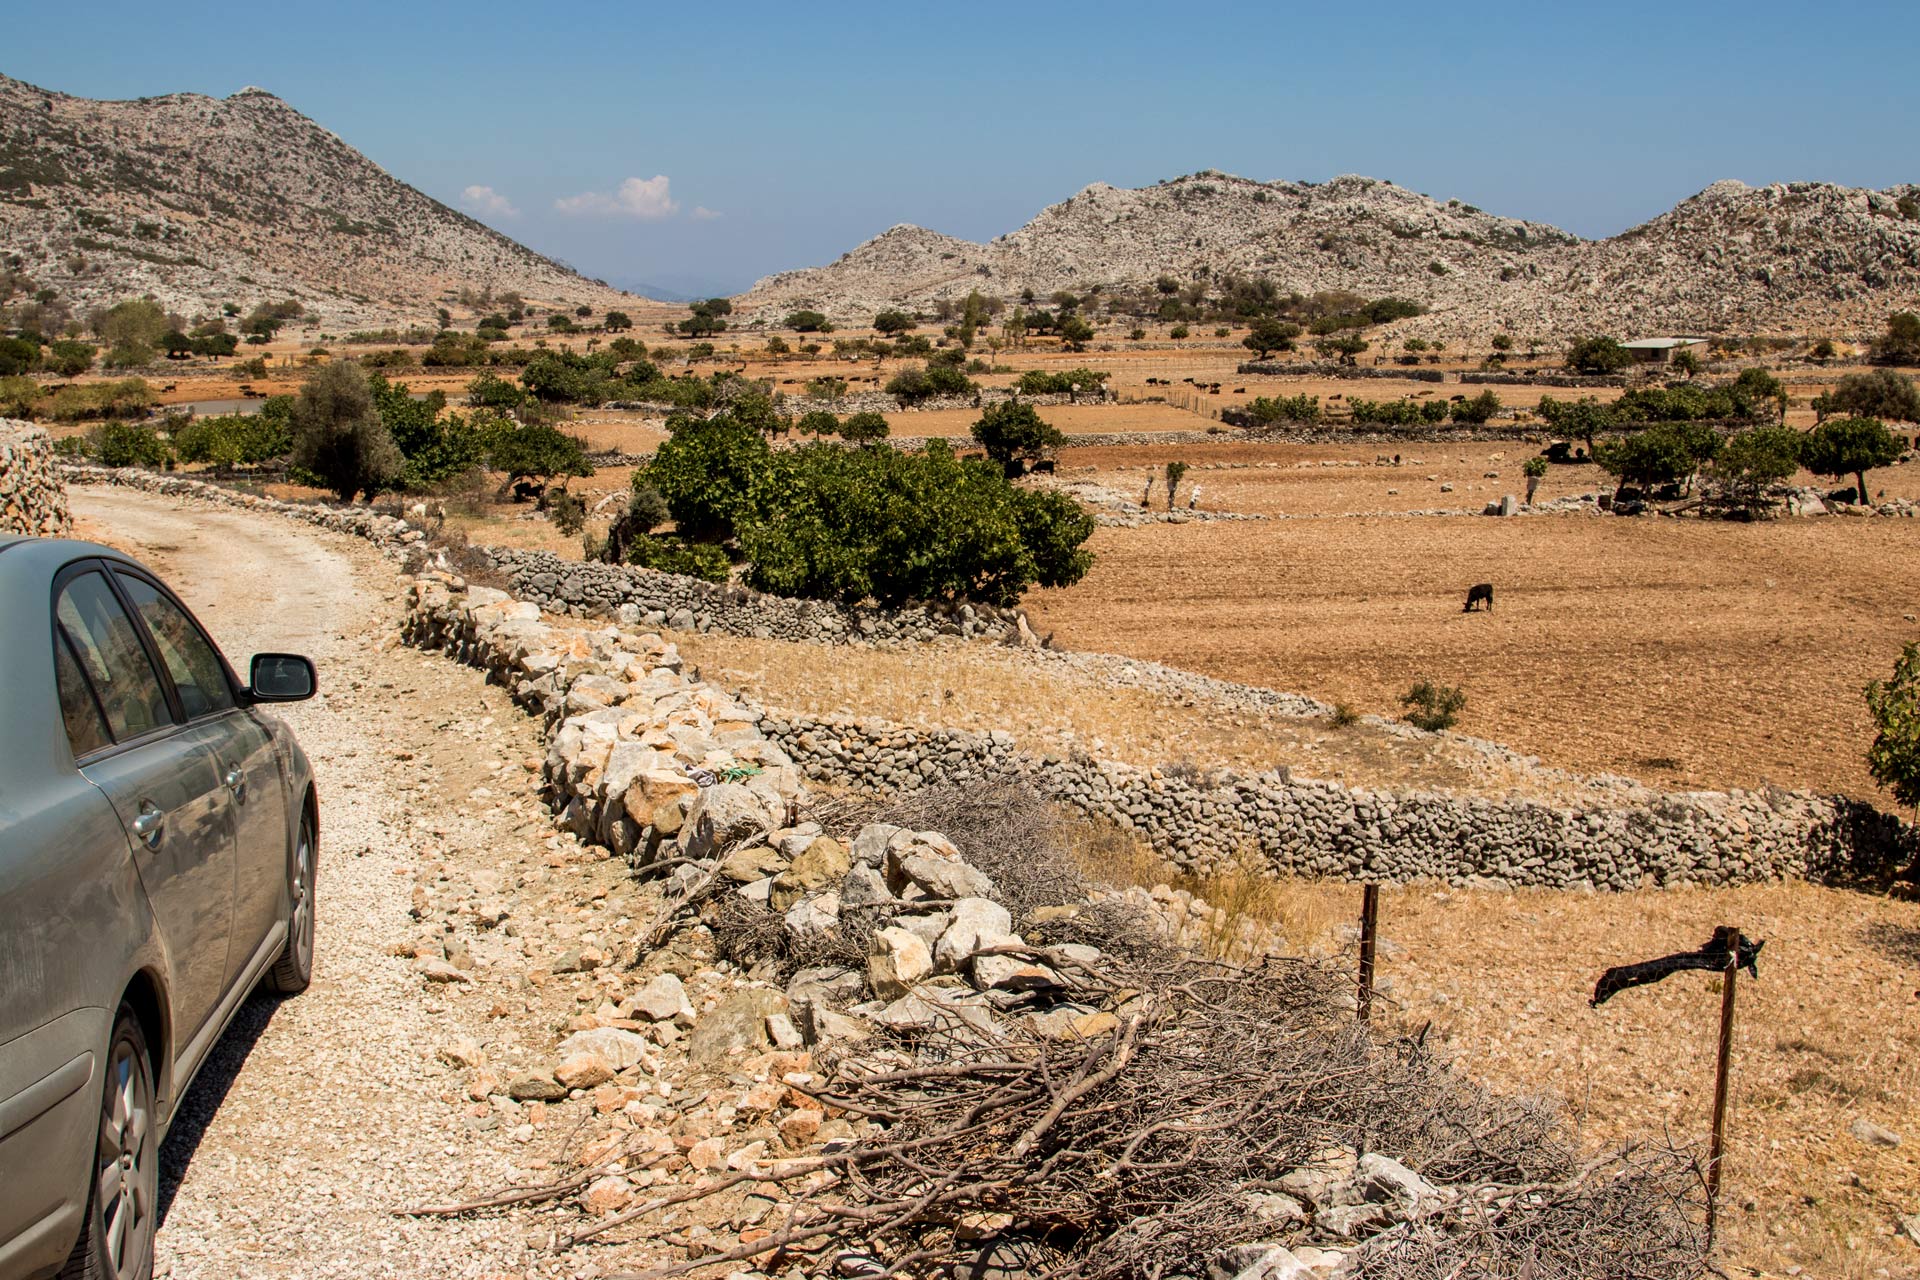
[1,421,72,537]
[480,546,1025,646]
[758,710,1907,891]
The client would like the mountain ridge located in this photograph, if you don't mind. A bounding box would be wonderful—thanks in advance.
[0,73,634,331]
[741,169,1920,339]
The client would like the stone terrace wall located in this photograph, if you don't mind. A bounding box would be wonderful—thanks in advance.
[481,547,1025,646]
[607,387,1115,419]
[758,710,1908,891]
[1,421,72,537]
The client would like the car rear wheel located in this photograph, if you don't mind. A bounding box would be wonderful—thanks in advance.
[264,809,315,995]
[59,1008,157,1280]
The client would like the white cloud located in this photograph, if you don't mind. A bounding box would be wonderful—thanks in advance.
[554,175,680,220]
[460,184,519,218]
[691,205,722,221]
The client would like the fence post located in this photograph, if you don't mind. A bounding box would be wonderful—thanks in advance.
[1356,883,1381,1023]
[1705,925,1739,1251]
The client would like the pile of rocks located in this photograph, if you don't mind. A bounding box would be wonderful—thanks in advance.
[0,421,72,537]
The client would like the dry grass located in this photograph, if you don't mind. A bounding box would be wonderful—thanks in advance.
[674,629,1599,801]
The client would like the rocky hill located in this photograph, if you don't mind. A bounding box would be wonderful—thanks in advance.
[742,170,1920,340]
[0,74,632,331]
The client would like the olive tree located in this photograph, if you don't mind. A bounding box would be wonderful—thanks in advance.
[1821,368,1920,424]
[289,361,402,502]
[1802,416,1903,501]
[971,402,1065,473]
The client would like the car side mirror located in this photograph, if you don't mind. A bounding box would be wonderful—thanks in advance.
[247,653,316,703]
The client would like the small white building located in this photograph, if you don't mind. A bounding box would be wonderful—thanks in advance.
[1620,336,1710,365]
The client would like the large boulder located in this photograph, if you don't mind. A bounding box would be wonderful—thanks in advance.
[934,897,1015,971]
[688,988,788,1065]
[680,784,781,860]
[869,926,934,999]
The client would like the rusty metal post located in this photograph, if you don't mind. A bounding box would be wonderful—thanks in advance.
[1356,884,1381,1024]
[1704,926,1739,1251]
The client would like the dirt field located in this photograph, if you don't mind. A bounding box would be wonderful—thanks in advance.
[1025,493,1920,802]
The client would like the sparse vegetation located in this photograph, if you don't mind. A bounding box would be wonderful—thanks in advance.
[1564,335,1632,375]
[1401,679,1466,731]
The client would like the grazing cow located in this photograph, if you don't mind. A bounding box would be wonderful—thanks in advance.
[1463,583,1494,613]
[1031,459,1056,474]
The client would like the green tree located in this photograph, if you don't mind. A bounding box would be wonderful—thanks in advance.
[1594,422,1718,494]
[1865,644,1920,828]
[795,409,841,437]
[1802,416,1903,501]
[45,340,95,376]
[1057,315,1095,351]
[96,298,170,348]
[604,310,632,331]
[91,420,171,468]
[839,410,890,444]
[0,336,36,376]
[1872,311,1920,366]
[873,309,917,335]
[1709,426,1803,512]
[1449,389,1502,425]
[1565,335,1632,375]
[288,361,403,502]
[1823,368,1920,423]
[487,422,593,497]
[971,401,1065,472]
[786,310,832,333]
[1536,394,1617,458]
[1164,460,1188,510]
[1671,348,1702,377]
[1315,332,1368,365]
[1730,366,1788,421]
[1242,317,1303,359]
[641,412,772,541]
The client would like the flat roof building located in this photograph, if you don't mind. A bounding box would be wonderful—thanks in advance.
[1620,336,1710,364]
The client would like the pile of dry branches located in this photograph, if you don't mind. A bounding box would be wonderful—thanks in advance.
[592,941,1705,1280]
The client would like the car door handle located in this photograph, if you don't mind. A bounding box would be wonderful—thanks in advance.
[132,803,166,849]
[223,765,247,803]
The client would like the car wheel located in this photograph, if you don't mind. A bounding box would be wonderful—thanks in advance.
[264,808,316,994]
[58,1007,157,1280]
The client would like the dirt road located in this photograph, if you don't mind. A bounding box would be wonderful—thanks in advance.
[69,488,556,1279]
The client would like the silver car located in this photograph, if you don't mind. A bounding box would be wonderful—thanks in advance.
[0,536,319,1280]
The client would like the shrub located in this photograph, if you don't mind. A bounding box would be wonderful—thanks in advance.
[544,485,587,535]
[886,362,975,404]
[804,376,848,401]
[1802,416,1902,501]
[467,371,530,412]
[90,420,171,469]
[1243,394,1320,425]
[1811,339,1837,361]
[520,349,615,403]
[642,413,773,541]
[288,361,403,502]
[173,413,291,467]
[1449,389,1501,424]
[1057,315,1095,350]
[1169,324,1189,340]
[0,376,41,417]
[1865,643,1920,821]
[1420,398,1450,423]
[1565,335,1632,375]
[971,401,1065,470]
[1400,680,1465,732]
[1014,368,1108,396]
[1329,702,1360,728]
[43,379,155,422]
[627,534,731,581]
[1347,396,1422,426]
[104,341,153,370]
[1522,455,1549,479]
[0,335,38,375]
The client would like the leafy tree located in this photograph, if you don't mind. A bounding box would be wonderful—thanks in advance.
[1594,421,1718,494]
[1315,332,1368,365]
[1169,324,1190,340]
[678,303,727,337]
[1242,394,1321,425]
[0,336,37,375]
[886,362,974,404]
[1242,317,1303,359]
[45,340,95,376]
[1671,349,1702,377]
[786,310,832,333]
[1401,680,1465,732]
[1565,335,1632,375]
[971,401,1065,471]
[1536,394,1617,458]
[1709,426,1803,512]
[1865,643,1920,828]
[104,341,154,370]
[796,409,841,437]
[1730,366,1787,421]
[1057,315,1095,351]
[700,297,733,317]
[468,370,531,412]
[91,420,171,468]
[873,309,917,335]
[604,311,632,331]
[1822,368,1920,423]
[840,410,890,444]
[288,361,403,502]
[96,298,170,348]
[520,349,615,403]
[641,412,772,541]
[174,413,292,467]
[1490,334,1515,353]
[1802,416,1902,501]
[487,422,593,497]
[1872,311,1920,366]
[547,314,576,332]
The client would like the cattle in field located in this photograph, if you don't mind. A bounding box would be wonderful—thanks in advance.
[1463,583,1494,612]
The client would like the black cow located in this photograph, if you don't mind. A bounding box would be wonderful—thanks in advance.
[1463,583,1494,612]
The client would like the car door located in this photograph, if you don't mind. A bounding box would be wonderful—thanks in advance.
[111,565,288,983]
[54,566,237,1046]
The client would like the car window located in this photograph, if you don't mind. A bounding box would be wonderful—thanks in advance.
[55,571,173,742]
[115,573,236,719]
[54,629,113,758]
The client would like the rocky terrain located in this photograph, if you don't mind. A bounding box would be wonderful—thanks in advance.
[0,73,632,330]
[741,170,1920,341]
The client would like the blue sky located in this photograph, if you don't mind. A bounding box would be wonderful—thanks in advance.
[7,0,1917,297]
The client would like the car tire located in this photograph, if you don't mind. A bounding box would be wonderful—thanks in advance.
[58,1007,158,1280]
[264,808,316,995]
